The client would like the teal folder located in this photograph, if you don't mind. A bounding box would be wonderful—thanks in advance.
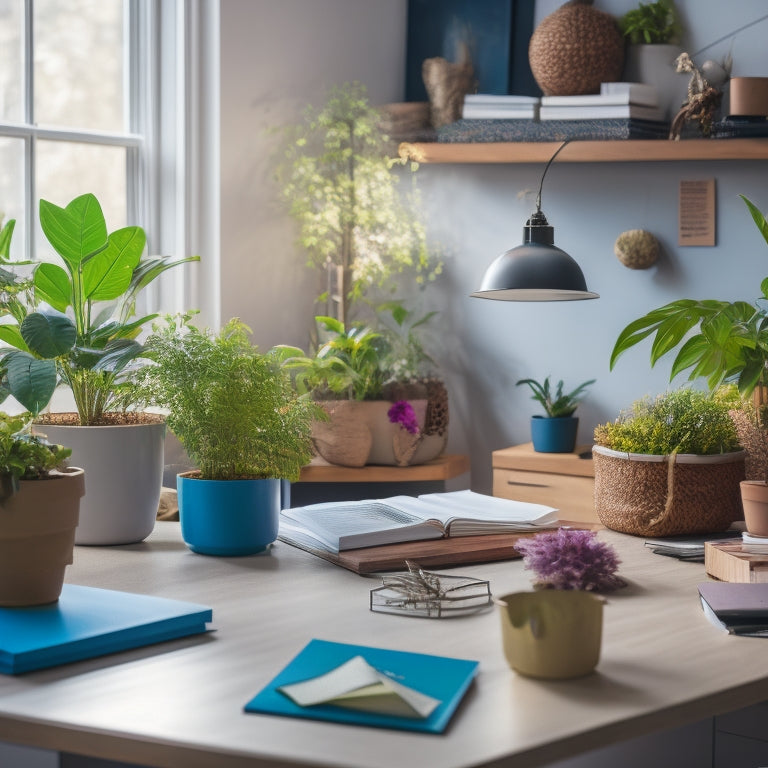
[0,584,213,674]
[244,639,479,733]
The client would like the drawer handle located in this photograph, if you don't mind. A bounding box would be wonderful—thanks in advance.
[507,480,548,488]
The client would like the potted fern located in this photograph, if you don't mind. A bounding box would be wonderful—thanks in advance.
[516,376,595,453]
[135,315,316,556]
[0,412,84,606]
[0,196,197,545]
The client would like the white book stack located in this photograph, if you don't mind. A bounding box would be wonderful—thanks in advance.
[539,82,664,122]
[462,93,540,121]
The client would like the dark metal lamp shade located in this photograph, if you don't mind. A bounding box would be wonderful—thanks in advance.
[471,140,598,302]
[471,211,599,302]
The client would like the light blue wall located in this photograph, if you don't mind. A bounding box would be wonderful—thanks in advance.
[220,0,768,494]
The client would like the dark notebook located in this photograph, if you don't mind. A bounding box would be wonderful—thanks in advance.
[698,582,768,636]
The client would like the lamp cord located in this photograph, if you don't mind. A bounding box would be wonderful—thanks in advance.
[535,140,570,214]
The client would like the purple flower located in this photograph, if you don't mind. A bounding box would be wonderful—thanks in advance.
[514,529,624,592]
[388,401,420,435]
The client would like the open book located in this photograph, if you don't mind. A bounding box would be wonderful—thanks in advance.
[278,490,559,553]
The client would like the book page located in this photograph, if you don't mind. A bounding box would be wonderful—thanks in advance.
[279,497,443,552]
[416,491,559,529]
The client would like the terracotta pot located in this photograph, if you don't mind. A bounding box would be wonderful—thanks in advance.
[741,480,768,536]
[0,467,85,607]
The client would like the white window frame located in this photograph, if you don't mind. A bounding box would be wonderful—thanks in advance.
[0,0,220,328]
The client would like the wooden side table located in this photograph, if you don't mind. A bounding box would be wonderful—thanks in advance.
[492,443,597,523]
[289,454,470,506]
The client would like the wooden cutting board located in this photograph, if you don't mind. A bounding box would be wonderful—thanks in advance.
[282,523,599,574]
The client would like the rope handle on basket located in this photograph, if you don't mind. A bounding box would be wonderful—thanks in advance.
[646,452,678,530]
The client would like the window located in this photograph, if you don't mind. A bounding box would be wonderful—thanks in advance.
[0,0,219,324]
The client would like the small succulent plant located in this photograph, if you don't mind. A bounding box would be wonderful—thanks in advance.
[514,529,624,592]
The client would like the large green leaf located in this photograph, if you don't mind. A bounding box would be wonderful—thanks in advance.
[0,323,28,352]
[20,311,77,359]
[3,351,57,416]
[33,262,72,312]
[39,194,108,270]
[116,254,199,324]
[0,218,15,260]
[92,338,143,374]
[740,194,768,248]
[83,226,146,302]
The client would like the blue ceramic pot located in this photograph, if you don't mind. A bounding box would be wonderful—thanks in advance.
[530,415,579,454]
[177,475,281,556]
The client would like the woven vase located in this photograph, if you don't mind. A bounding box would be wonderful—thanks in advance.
[529,1,624,96]
[593,445,745,538]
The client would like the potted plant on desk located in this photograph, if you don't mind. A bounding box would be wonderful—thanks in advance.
[592,388,744,537]
[516,376,595,453]
[0,196,198,546]
[610,195,768,534]
[278,313,448,468]
[0,412,84,606]
[135,315,316,556]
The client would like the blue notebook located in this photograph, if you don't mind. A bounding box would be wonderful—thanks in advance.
[244,639,478,733]
[0,584,213,674]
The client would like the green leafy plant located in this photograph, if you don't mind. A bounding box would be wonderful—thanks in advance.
[516,376,595,418]
[373,301,438,384]
[0,412,71,501]
[136,315,316,482]
[610,196,768,404]
[277,316,389,401]
[593,388,740,455]
[278,81,441,325]
[619,0,681,44]
[0,194,199,424]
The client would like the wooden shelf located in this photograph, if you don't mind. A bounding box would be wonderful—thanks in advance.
[297,453,470,483]
[398,138,768,164]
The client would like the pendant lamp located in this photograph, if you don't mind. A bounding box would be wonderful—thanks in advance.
[471,141,598,302]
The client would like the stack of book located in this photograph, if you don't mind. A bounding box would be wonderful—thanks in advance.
[440,83,669,143]
[462,94,540,121]
[539,82,664,123]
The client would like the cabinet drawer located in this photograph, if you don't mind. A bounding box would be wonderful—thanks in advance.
[493,469,597,524]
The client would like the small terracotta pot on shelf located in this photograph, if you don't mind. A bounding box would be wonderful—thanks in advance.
[740,480,768,537]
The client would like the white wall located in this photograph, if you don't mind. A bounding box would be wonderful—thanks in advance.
[219,0,768,494]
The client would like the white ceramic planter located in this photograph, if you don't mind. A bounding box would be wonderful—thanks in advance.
[38,421,166,545]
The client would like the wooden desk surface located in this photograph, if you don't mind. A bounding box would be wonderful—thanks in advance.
[298,453,470,483]
[2,524,768,768]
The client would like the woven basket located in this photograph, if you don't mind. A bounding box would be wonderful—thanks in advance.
[528,1,624,96]
[593,446,746,538]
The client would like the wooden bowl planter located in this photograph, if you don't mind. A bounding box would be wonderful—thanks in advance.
[593,446,746,537]
[311,381,449,468]
[0,467,85,606]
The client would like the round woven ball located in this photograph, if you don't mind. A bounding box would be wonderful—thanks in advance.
[614,229,660,269]
[529,1,625,96]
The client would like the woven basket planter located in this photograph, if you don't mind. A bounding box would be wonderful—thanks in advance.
[593,445,746,538]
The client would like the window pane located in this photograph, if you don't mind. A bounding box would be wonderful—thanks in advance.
[0,0,23,122]
[35,140,126,257]
[34,0,126,131]
[0,136,26,260]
